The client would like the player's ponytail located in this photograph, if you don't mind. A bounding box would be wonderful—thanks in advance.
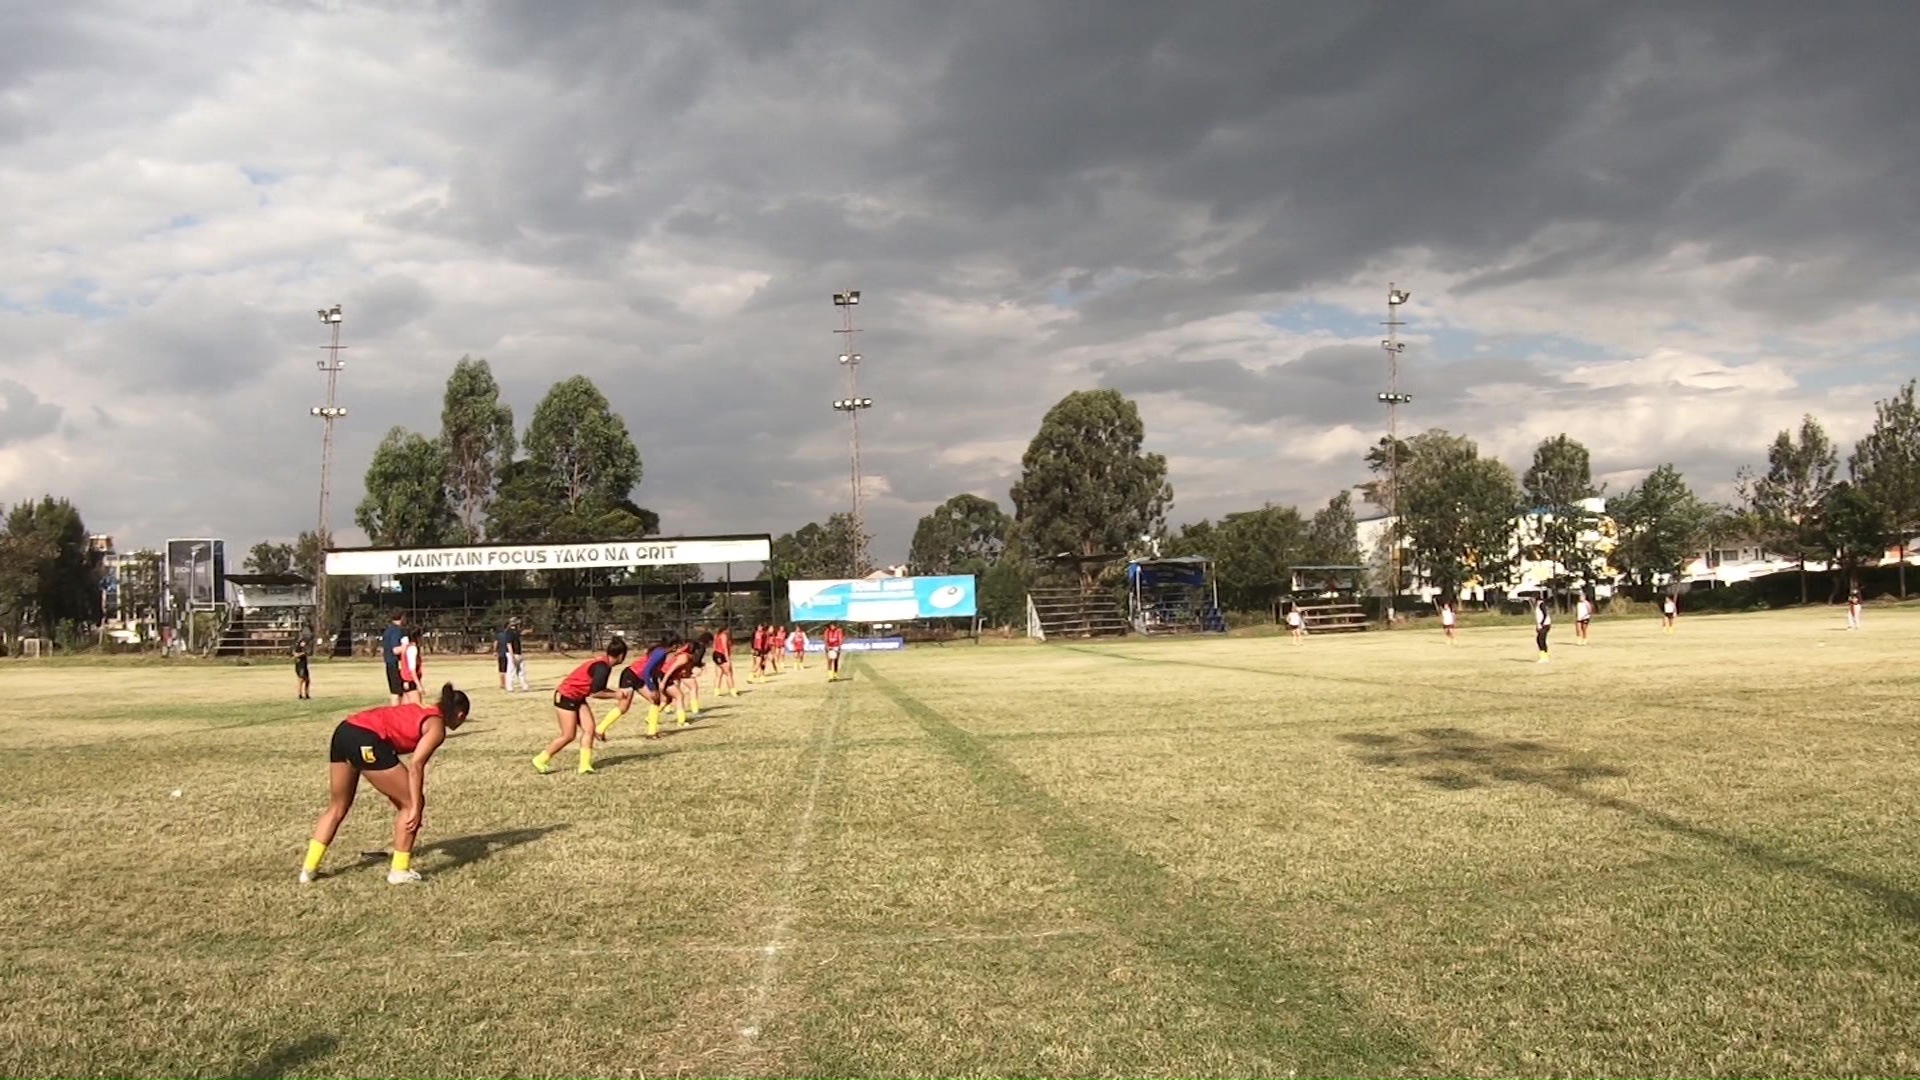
[436,682,471,728]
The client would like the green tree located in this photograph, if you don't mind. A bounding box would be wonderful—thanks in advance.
[1820,481,1889,596]
[0,496,101,637]
[1011,389,1171,588]
[1737,415,1838,605]
[1606,464,1709,592]
[1304,490,1362,565]
[1360,435,1417,512]
[1849,380,1920,597]
[766,513,871,582]
[244,541,295,575]
[1398,431,1522,603]
[1522,434,1603,595]
[489,376,652,545]
[908,494,1010,576]
[355,427,457,549]
[977,557,1031,629]
[440,356,517,543]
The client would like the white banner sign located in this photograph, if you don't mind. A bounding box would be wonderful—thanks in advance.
[325,537,771,577]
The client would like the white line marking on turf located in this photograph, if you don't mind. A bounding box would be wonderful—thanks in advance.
[733,697,838,1049]
[437,927,1103,962]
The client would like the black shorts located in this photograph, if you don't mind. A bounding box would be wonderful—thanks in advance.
[294,657,310,680]
[329,720,401,771]
[497,654,510,673]
[386,666,406,696]
[617,668,661,694]
[553,690,587,711]
[713,650,729,667]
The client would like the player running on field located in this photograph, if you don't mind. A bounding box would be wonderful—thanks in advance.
[535,637,627,774]
[300,683,472,885]
[1575,594,1593,645]
[823,622,845,681]
[1440,601,1457,644]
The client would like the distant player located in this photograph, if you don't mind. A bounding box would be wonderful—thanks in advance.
[1848,589,1863,631]
[1285,606,1305,644]
[398,631,424,706]
[380,611,410,705]
[1574,594,1593,645]
[788,625,808,668]
[823,622,845,681]
[1440,601,1457,644]
[1533,596,1552,663]
[299,682,471,885]
[750,624,769,683]
[710,625,739,697]
[293,632,312,699]
[1661,593,1677,634]
[535,637,626,774]
[769,624,786,674]
[495,620,515,692]
[506,618,530,691]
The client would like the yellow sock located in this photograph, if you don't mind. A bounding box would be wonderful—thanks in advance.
[598,709,623,735]
[302,840,327,874]
[645,706,661,736]
[391,850,411,874]
[689,697,701,714]
[675,705,687,724]
[579,746,594,773]
[533,751,552,773]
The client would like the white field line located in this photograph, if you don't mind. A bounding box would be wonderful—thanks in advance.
[437,927,1102,962]
[732,697,838,1055]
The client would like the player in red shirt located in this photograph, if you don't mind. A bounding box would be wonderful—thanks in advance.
[710,626,738,697]
[398,633,424,706]
[823,622,845,681]
[534,637,627,775]
[750,624,769,683]
[769,624,786,675]
[300,682,472,885]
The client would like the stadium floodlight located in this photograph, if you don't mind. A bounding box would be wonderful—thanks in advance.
[310,405,348,417]
[317,305,343,324]
[1388,288,1410,306]
[833,290,861,306]
[831,397,875,411]
[1376,393,1412,405]
[839,353,861,365]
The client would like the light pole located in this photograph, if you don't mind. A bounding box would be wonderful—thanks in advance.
[312,304,347,637]
[832,290,872,576]
[1378,284,1412,625]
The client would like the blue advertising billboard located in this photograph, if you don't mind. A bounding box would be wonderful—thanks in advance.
[787,575,977,623]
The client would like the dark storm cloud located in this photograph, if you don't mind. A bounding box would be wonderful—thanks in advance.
[4,0,1918,558]
[0,380,62,446]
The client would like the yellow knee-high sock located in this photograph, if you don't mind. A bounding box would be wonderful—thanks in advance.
[645,705,661,737]
[578,746,595,773]
[597,709,623,736]
[391,850,411,874]
[303,840,328,874]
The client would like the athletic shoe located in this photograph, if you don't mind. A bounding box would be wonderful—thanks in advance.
[298,870,314,884]
[387,869,422,885]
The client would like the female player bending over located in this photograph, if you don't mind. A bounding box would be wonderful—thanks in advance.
[600,636,674,739]
[300,683,472,885]
[535,637,626,775]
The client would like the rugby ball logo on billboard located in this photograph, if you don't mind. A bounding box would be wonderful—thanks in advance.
[787,575,978,623]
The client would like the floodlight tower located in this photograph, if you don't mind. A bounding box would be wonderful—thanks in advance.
[311,304,347,632]
[1377,284,1413,624]
[832,289,873,576]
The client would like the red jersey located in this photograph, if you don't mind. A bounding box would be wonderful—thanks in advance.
[752,627,766,650]
[345,703,440,754]
[824,626,844,649]
[714,629,731,656]
[660,646,695,684]
[557,655,617,699]
[399,638,421,683]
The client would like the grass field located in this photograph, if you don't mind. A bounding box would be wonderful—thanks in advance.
[3,607,1919,1078]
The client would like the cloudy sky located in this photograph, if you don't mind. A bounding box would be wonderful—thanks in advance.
[3,0,1918,564]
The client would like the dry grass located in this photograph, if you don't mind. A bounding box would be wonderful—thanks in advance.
[3,607,1919,1077]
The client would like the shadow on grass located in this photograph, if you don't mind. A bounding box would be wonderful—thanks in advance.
[422,824,569,872]
[592,747,680,771]
[223,1033,338,1079]
[1341,727,1920,924]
